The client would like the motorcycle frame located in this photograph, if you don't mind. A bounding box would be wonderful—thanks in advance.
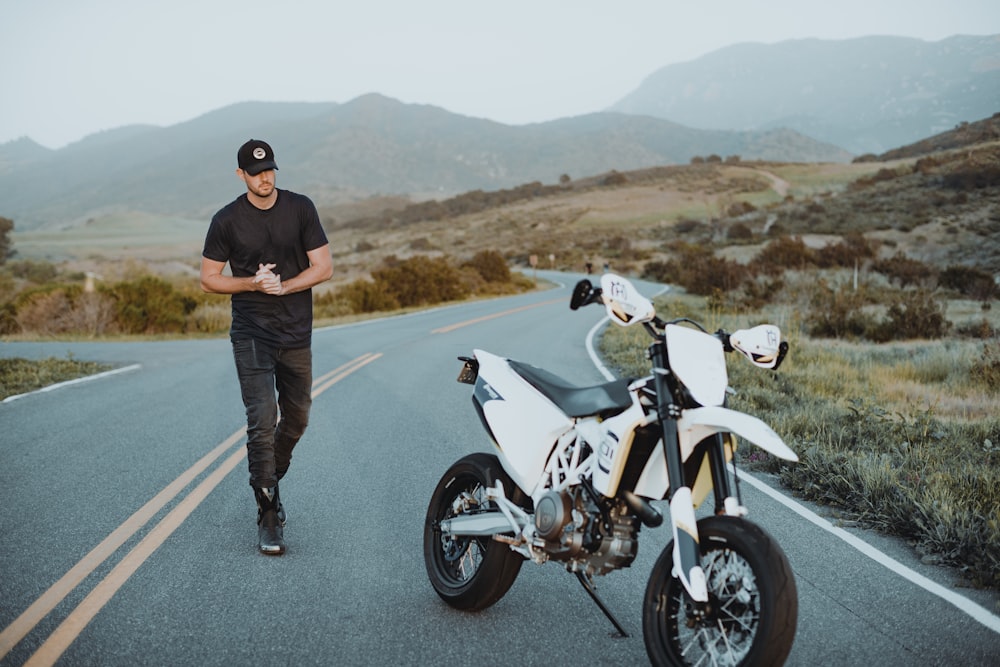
[444,335,740,602]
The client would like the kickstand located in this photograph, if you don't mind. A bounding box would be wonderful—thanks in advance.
[574,571,630,638]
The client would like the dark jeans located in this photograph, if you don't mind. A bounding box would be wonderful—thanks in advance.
[232,338,312,489]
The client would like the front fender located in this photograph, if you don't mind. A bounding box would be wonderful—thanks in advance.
[633,406,796,500]
[678,406,797,462]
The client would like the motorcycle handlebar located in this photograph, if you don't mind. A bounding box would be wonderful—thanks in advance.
[725,325,789,371]
[569,279,788,371]
[569,280,602,310]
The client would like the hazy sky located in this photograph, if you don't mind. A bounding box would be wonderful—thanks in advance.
[2,0,998,149]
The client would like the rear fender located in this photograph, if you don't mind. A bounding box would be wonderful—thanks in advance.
[473,350,573,495]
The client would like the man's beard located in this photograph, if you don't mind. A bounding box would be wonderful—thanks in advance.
[249,181,274,198]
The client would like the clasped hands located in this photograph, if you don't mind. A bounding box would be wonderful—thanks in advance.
[254,263,284,295]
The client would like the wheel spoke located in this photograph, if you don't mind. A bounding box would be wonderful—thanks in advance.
[455,538,484,580]
[666,545,760,665]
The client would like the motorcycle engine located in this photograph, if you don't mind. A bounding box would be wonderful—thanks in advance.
[533,489,639,576]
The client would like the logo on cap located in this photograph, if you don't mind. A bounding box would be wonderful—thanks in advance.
[253,147,266,160]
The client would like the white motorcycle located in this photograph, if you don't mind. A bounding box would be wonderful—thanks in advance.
[423,274,798,666]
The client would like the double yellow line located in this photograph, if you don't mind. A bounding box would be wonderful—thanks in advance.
[2,352,381,667]
[431,298,563,334]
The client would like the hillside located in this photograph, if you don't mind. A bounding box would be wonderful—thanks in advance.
[611,34,1000,155]
[10,111,999,287]
[312,113,1000,282]
[0,96,847,232]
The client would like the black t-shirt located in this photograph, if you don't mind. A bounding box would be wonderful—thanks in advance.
[203,189,329,348]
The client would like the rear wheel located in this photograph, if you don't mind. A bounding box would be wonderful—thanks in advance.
[423,453,524,610]
[643,516,797,666]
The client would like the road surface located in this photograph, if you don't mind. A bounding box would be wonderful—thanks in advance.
[1,271,998,665]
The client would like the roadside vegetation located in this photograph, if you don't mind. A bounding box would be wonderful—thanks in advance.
[0,356,112,401]
[599,270,999,590]
[0,250,532,339]
[0,250,534,396]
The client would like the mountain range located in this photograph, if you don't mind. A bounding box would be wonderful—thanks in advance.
[2,34,997,232]
[612,34,1000,154]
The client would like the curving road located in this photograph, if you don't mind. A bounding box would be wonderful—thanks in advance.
[1,271,998,666]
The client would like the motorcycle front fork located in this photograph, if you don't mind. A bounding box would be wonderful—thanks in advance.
[707,433,747,517]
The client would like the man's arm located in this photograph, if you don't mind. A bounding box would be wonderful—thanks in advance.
[274,244,333,295]
[200,257,267,294]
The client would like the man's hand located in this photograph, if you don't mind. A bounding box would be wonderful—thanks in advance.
[254,263,284,295]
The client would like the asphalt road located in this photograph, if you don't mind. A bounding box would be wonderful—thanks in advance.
[1,271,998,666]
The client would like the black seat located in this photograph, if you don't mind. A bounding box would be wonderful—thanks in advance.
[509,360,633,418]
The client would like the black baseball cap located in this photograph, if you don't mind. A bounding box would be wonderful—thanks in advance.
[237,139,278,175]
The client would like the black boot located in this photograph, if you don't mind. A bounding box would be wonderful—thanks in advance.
[253,486,286,555]
[275,469,288,526]
[276,486,286,527]
[276,498,287,526]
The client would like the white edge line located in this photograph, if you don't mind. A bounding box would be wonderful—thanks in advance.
[583,307,1000,635]
[735,467,1000,633]
[585,316,616,381]
[2,364,142,404]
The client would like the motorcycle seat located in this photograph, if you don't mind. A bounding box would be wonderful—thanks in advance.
[509,360,633,418]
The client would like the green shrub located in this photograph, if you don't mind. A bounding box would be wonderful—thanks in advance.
[727,221,754,240]
[871,289,950,341]
[751,236,814,275]
[815,234,877,269]
[341,279,401,314]
[970,341,1000,390]
[643,243,748,295]
[6,259,58,283]
[805,282,875,339]
[939,265,996,301]
[941,165,1000,190]
[873,253,937,288]
[0,302,18,334]
[107,276,196,334]
[371,255,469,308]
[464,249,511,283]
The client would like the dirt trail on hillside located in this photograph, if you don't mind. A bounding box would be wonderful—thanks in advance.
[754,168,791,197]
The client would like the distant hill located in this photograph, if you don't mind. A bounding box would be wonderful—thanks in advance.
[5,34,996,232]
[868,112,1000,161]
[11,113,999,280]
[611,35,1000,155]
[0,95,848,231]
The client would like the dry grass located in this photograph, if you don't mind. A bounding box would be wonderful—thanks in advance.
[599,290,1000,589]
[0,356,113,400]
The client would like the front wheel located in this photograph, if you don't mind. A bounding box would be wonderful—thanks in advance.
[423,453,525,610]
[643,516,797,666]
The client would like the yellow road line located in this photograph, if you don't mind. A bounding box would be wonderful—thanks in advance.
[313,352,382,394]
[431,298,563,334]
[2,353,378,665]
[0,427,245,659]
[25,446,249,667]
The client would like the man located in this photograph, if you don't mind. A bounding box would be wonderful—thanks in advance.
[200,139,333,555]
